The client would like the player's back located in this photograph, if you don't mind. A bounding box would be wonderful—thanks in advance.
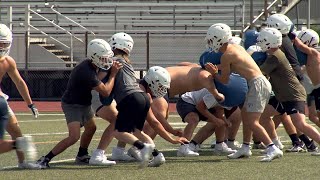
[166,65,211,96]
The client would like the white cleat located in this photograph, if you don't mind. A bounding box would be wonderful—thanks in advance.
[177,144,199,157]
[260,145,283,162]
[18,161,42,169]
[111,147,136,161]
[272,138,284,150]
[227,145,252,159]
[226,140,241,150]
[311,148,320,156]
[189,143,201,152]
[214,142,237,155]
[148,153,165,167]
[89,149,116,166]
[139,143,155,168]
[128,146,143,162]
[16,135,38,162]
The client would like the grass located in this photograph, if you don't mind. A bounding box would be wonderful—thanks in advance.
[0,112,320,180]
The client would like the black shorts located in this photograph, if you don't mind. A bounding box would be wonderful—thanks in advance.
[307,94,315,107]
[224,106,239,119]
[0,96,9,140]
[176,98,215,122]
[115,92,150,132]
[311,87,320,111]
[268,96,285,115]
[269,96,305,115]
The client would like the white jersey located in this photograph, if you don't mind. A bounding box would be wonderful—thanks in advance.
[181,88,226,109]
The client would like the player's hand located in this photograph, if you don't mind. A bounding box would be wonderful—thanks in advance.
[205,62,218,76]
[172,137,189,144]
[28,104,39,119]
[172,128,184,137]
[110,61,123,76]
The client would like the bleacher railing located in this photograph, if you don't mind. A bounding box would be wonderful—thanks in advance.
[243,0,280,32]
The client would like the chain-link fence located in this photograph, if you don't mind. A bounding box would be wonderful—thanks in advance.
[2,70,71,101]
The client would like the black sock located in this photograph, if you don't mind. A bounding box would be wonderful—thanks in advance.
[45,151,55,161]
[243,142,250,146]
[190,140,198,145]
[12,141,17,149]
[289,134,301,146]
[299,134,312,147]
[254,141,261,144]
[216,141,223,144]
[77,147,88,157]
[228,139,235,142]
[133,140,145,150]
[267,143,274,148]
[152,148,160,157]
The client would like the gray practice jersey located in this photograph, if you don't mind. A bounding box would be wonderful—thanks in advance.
[112,57,143,103]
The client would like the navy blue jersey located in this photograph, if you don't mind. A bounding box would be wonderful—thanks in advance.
[294,45,308,65]
[199,49,223,67]
[214,73,248,107]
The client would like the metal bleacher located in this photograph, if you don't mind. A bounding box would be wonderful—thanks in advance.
[0,0,279,71]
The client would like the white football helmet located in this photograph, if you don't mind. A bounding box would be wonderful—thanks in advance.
[229,36,242,45]
[0,24,12,57]
[298,29,319,47]
[266,14,293,35]
[87,39,114,70]
[257,28,282,52]
[205,23,232,53]
[108,32,134,55]
[144,66,171,98]
[246,45,263,54]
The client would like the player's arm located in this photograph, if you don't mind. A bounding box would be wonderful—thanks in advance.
[146,107,188,144]
[94,61,122,97]
[207,55,231,84]
[7,57,33,105]
[293,37,318,56]
[151,98,183,137]
[7,57,39,118]
[195,98,226,127]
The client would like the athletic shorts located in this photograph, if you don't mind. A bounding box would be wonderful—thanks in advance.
[224,106,239,119]
[307,94,315,107]
[311,85,320,111]
[0,96,9,139]
[61,102,94,127]
[269,97,305,115]
[268,96,285,115]
[115,92,150,132]
[244,76,271,113]
[176,98,215,122]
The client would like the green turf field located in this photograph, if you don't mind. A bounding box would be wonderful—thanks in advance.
[0,113,319,180]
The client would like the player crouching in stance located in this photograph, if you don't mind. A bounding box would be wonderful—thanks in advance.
[0,24,40,169]
[36,39,122,168]
[107,32,186,168]
[205,23,283,162]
